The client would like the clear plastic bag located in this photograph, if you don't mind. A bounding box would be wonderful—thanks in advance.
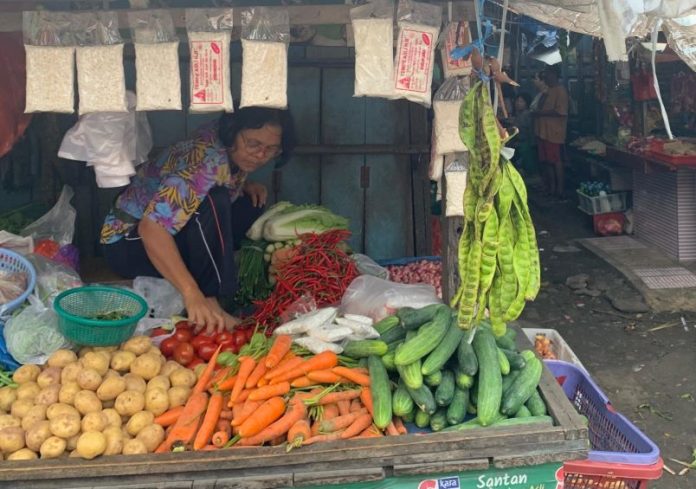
[434,76,469,155]
[26,253,83,307]
[340,275,441,321]
[350,0,395,99]
[21,185,76,246]
[352,253,390,280]
[133,276,184,318]
[185,9,234,113]
[444,155,468,217]
[440,21,472,78]
[0,269,27,308]
[128,10,181,111]
[240,7,289,109]
[0,231,33,255]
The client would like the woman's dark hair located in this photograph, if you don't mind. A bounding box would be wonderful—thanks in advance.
[516,92,532,109]
[218,105,296,166]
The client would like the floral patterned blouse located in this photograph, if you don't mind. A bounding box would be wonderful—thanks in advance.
[100,122,247,245]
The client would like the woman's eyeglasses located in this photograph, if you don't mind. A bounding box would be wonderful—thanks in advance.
[240,132,282,159]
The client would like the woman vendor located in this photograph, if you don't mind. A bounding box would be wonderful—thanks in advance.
[100,107,295,332]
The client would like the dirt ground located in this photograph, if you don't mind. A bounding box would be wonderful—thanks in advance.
[522,188,696,488]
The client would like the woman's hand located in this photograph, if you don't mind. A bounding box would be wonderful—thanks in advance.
[183,290,225,334]
[243,181,268,207]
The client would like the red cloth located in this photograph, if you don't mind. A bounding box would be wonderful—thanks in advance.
[538,138,562,164]
[0,32,32,158]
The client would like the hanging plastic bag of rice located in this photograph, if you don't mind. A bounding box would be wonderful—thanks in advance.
[393,0,442,107]
[433,76,469,156]
[74,12,127,114]
[240,7,289,109]
[185,8,234,113]
[440,21,472,78]
[23,11,75,113]
[128,9,181,111]
[350,0,395,99]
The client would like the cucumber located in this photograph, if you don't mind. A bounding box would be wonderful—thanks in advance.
[394,307,450,366]
[446,387,469,425]
[414,409,431,428]
[501,354,543,416]
[343,340,388,358]
[393,381,415,417]
[367,355,392,429]
[397,304,446,330]
[502,369,521,394]
[421,318,464,376]
[472,328,503,426]
[456,336,478,376]
[494,330,516,350]
[443,414,553,432]
[454,370,474,389]
[435,370,455,406]
[430,409,449,432]
[497,348,511,375]
[381,351,397,371]
[514,405,532,418]
[406,384,437,415]
[402,409,415,423]
[525,389,548,416]
[380,325,407,344]
[424,370,443,387]
[374,315,400,335]
[500,348,526,370]
[397,360,423,390]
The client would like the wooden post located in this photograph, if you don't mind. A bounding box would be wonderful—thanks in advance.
[440,153,468,304]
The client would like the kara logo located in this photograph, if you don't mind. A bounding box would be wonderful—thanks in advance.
[417,477,460,489]
[417,480,437,489]
[554,466,564,489]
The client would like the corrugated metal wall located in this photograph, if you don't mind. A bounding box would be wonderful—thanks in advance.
[677,169,696,261]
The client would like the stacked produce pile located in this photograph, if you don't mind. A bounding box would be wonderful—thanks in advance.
[385,259,443,298]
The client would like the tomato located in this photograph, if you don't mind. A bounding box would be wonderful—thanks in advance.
[187,357,204,369]
[197,342,218,361]
[173,328,192,343]
[215,332,233,344]
[160,337,179,357]
[191,334,214,351]
[151,327,169,337]
[218,340,237,353]
[175,320,194,329]
[173,342,194,365]
[245,328,254,341]
[232,330,247,348]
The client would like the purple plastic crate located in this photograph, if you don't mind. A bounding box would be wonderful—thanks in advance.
[545,360,660,466]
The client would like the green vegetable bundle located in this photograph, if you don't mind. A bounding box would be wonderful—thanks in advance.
[452,81,541,336]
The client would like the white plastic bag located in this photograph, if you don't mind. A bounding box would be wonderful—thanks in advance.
[340,275,441,321]
[433,77,469,155]
[0,231,33,255]
[133,276,184,318]
[444,155,468,217]
[21,185,76,246]
[351,0,395,99]
[352,253,389,280]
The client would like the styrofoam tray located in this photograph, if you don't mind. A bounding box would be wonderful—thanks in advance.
[523,327,587,371]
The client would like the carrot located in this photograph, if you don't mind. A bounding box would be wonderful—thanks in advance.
[357,426,383,438]
[265,335,293,368]
[192,345,222,395]
[237,389,251,403]
[236,396,286,438]
[219,409,234,420]
[154,406,184,427]
[212,430,230,448]
[319,409,368,433]
[237,396,307,446]
[322,403,340,420]
[216,418,232,437]
[306,369,343,384]
[248,381,291,402]
[337,399,351,416]
[257,377,269,387]
[360,386,374,416]
[245,355,269,389]
[291,376,314,388]
[156,391,208,453]
[311,420,321,436]
[270,351,339,383]
[385,420,400,436]
[393,416,407,435]
[286,419,311,451]
[302,432,344,445]
[216,374,239,392]
[354,367,369,375]
[317,389,362,406]
[341,413,374,439]
[193,392,224,450]
[231,400,261,427]
[230,356,256,404]
[349,398,362,412]
[264,354,301,380]
[332,366,371,386]
[209,366,233,389]
[200,444,219,450]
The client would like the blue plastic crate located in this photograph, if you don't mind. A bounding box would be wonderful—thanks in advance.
[545,360,660,466]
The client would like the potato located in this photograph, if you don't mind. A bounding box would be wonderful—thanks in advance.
[114,390,145,417]
[0,426,25,453]
[160,360,181,377]
[12,364,40,385]
[102,400,115,409]
[15,382,40,403]
[49,413,80,439]
[0,386,18,412]
[102,408,122,429]
[58,382,81,405]
[123,373,147,393]
[169,368,196,389]
[125,411,154,436]
[47,349,78,368]
[167,386,190,409]
[122,438,147,455]
[93,346,118,354]
[104,369,121,379]
[103,426,124,456]
[77,368,102,391]
[46,403,79,420]
[136,423,165,452]
[110,351,136,372]
[76,431,106,460]
[121,427,132,440]
[36,367,62,389]
[21,405,47,431]
[130,353,161,381]
[25,420,51,452]
[81,352,109,377]
[74,390,102,415]
[11,399,34,419]
[35,385,61,406]
[147,375,170,392]
[144,388,169,416]
[60,362,82,384]
[40,436,66,459]
[7,448,38,460]
[81,412,107,433]
[96,376,126,401]
[78,346,93,357]
[66,434,80,451]
[0,414,20,430]
[122,336,152,356]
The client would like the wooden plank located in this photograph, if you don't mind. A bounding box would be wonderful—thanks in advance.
[393,458,489,476]
[493,448,589,469]
[213,473,294,489]
[293,467,385,487]
[409,103,432,257]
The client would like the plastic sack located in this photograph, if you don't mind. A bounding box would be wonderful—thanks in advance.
[21,185,76,246]
[3,296,71,364]
[240,8,289,109]
[444,155,468,217]
[440,21,472,78]
[433,77,469,155]
[128,10,181,111]
[186,9,234,113]
[352,253,389,280]
[340,275,441,321]
[27,253,82,307]
[133,276,184,318]
[0,268,27,307]
[350,0,395,99]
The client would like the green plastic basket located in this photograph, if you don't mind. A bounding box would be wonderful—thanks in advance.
[53,286,148,346]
